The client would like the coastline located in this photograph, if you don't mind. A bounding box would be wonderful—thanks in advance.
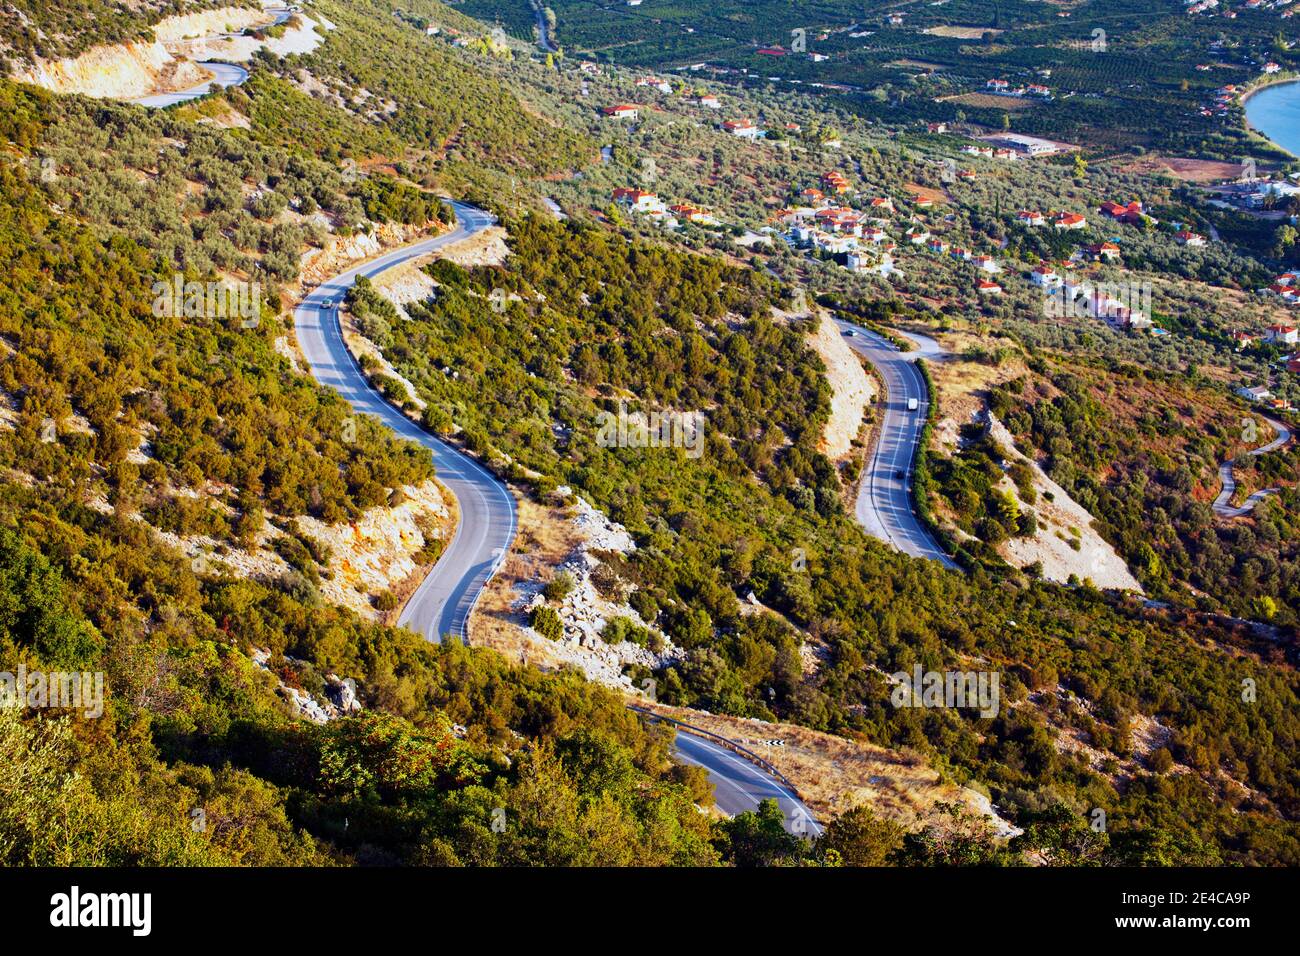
[1240,74,1300,160]
[1239,73,1300,106]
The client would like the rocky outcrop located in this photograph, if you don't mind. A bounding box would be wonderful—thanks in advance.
[324,676,362,715]
[297,221,429,289]
[145,480,448,621]
[153,6,273,44]
[297,480,450,619]
[516,491,681,690]
[8,5,325,101]
[804,310,875,459]
[11,41,209,100]
[988,416,1141,592]
[250,647,363,724]
[431,226,511,268]
[164,11,332,63]
[370,261,438,320]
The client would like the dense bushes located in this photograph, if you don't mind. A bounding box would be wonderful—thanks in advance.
[370,214,1300,864]
[990,364,1300,624]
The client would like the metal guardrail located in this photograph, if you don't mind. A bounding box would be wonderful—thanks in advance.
[626,704,801,793]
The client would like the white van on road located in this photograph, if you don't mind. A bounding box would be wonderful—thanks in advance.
[907,397,919,412]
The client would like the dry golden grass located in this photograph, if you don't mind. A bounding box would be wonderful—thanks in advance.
[636,701,993,827]
[940,92,1038,111]
[916,327,1030,430]
[905,183,949,205]
[469,492,581,669]
[1116,155,1243,184]
[923,25,1003,39]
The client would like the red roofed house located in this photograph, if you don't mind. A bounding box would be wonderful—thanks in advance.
[602,104,640,120]
[1267,324,1299,345]
[669,204,711,224]
[723,119,765,140]
[821,172,851,194]
[1266,283,1299,303]
[612,187,664,214]
[1053,212,1087,230]
[977,279,1002,295]
[1099,200,1145,224]
[1031,264,1060,287]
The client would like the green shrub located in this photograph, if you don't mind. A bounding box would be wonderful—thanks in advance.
[529,604,563,641]
[601,615,650,647]
[543,572,576,602]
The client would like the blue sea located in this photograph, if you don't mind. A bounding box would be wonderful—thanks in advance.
[1246,81,1300,157]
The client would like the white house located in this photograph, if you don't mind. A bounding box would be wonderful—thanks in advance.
[724,120,766,140]
[612,187,665,214]
[854,253,903,278]
[1238,385,1273,403]
[1030,264,1061,287]
[814,231,858,255]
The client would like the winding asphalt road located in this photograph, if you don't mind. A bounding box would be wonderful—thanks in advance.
[131,5,291,108]
[834,320,958,569]
[293,202,517,643]
[293,203,821,828]
[1213,415,1292,517]
[674,730,822,836]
